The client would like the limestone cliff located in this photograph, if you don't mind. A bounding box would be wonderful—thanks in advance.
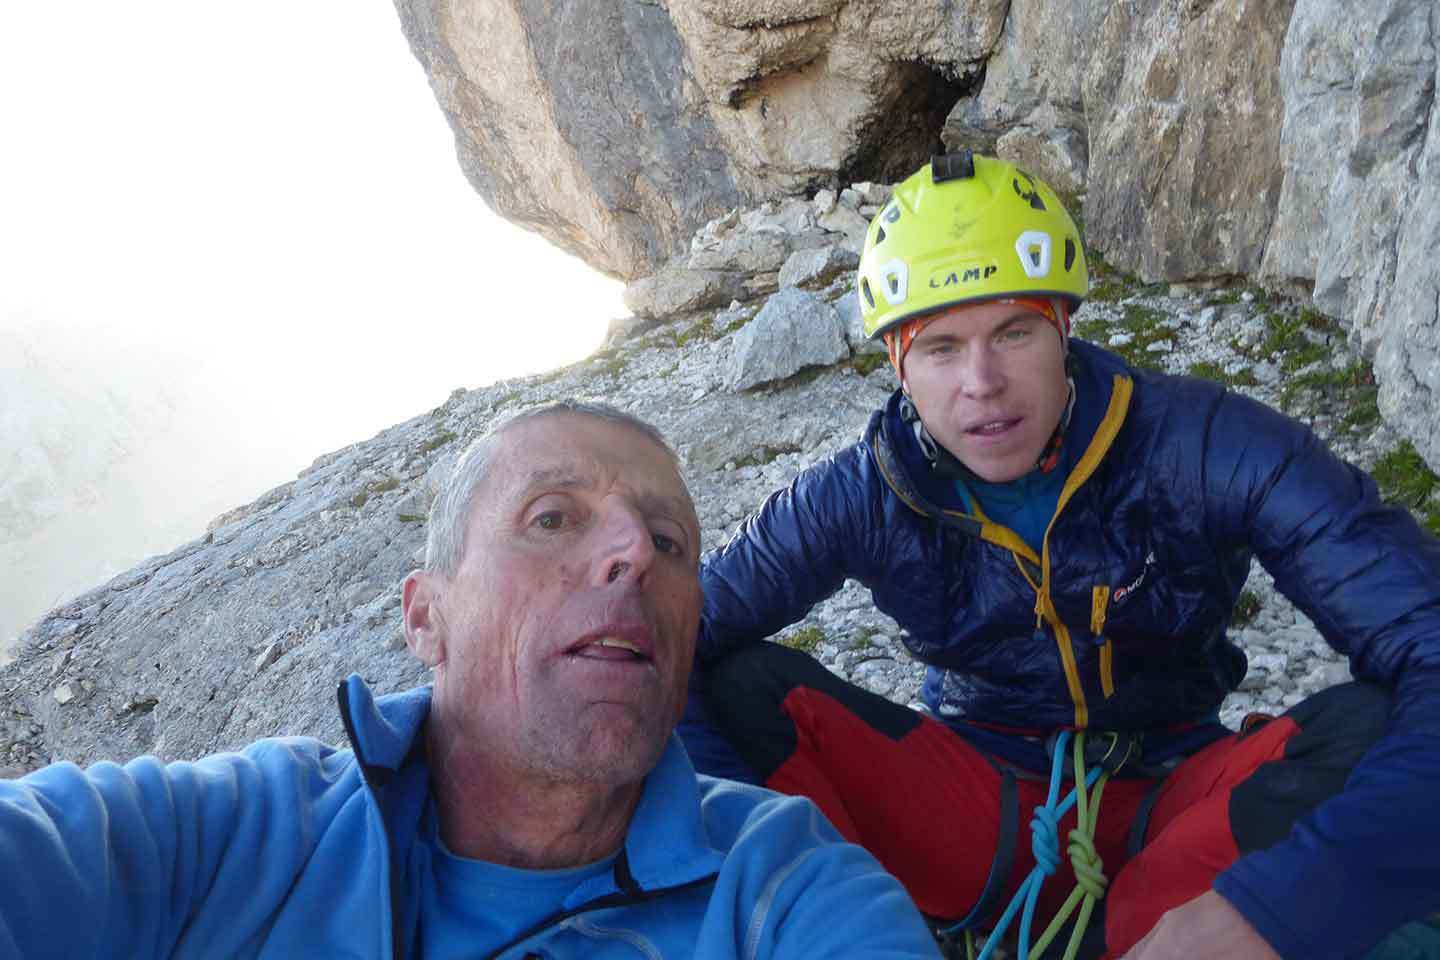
[396,0,1440,471]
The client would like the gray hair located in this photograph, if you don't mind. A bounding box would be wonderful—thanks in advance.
[424,401,681,576]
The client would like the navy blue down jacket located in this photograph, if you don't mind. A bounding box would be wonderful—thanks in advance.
[697,339,1440,957]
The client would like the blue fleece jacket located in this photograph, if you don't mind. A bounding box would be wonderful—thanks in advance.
[0,675,940,959]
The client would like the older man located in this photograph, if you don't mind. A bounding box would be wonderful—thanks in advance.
[0,401,940,958]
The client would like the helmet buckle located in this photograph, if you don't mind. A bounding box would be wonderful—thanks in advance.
[931,150,975,183]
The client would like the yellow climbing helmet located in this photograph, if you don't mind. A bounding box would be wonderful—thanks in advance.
[857,152,1089,340]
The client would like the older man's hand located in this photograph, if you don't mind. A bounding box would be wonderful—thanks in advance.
[1120,890,1281,960]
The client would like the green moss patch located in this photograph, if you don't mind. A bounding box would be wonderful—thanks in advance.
[1372,441,1440,536]
[1279,360,1376,415]
[780,626,825,654]
[587,352,629,379]
[1206,286,1275,309]
[1085,249,1146,304]
[418,430,458,455]
[850,352,890,377]
[350,475,403,509]
[1187,360,1259,389]
[1084,303,1173,370]
[850,627,878,653]
[720,311,752,336]
[733,443,802,469]
[1231,589,1263,628]
[674,317,717,347]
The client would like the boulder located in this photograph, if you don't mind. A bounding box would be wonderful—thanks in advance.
[817,204,871,253]
[834,290,886,357]
[688,228,795,274]
[622,266,750,319]
[726,288,851,390]
[778,245,860,289]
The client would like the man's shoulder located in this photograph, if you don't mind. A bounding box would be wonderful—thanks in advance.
[690,775,941,956]
[1073,339,1306,450]
[692,774,853,863]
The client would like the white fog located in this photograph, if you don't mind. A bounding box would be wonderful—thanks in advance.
[1,3,625,661]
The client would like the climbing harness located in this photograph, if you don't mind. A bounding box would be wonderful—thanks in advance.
[941,730,1113,960]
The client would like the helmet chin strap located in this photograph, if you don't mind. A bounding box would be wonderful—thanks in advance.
[901,354,1078,481]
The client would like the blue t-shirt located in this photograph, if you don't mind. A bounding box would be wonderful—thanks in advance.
[959,466,1068,555]
[953,369,1105,554]
[415,800,617,958]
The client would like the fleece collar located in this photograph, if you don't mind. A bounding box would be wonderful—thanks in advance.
[337,674,725,897]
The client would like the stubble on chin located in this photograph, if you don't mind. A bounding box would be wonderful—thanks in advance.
[524,696,674,788]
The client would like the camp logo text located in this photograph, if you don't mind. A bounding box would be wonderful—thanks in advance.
[930,264,999,288]
[1113,551,1157,604]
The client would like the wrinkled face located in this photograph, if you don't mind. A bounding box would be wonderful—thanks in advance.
[902,300,1070,484]
[423,414,702,787]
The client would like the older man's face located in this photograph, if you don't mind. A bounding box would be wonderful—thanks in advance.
[430,414,702,787]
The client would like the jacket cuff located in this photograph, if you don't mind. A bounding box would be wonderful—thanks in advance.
[1213,869,1315,959]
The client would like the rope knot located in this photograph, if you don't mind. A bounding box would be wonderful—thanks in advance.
[1066,829,1108,899]
[1029,806,1061,875]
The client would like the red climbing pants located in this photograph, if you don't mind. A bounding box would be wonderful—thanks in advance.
[700,643,1390,958]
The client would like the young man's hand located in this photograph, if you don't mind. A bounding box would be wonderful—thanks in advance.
[1120,890,1281,960]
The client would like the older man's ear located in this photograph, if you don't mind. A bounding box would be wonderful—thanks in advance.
[402,571,447,668]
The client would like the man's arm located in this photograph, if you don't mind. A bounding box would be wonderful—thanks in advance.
[1201,391,1440,956]
[697,441,887,665]
[0,739,350,957]
[1120,890,1279,960]
[710,794,942,958]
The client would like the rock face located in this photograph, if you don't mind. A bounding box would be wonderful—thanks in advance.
[393,0,747,281]
[1267,0,1440,470]
[1080,0,1297,283]
[7,187,1428,776]
[947,0,1440,471]
[392,0,1000,281]
[0,325,288,664]
[667,0,1004,192]
[397,0,1440,470]
[942,0,1109,196]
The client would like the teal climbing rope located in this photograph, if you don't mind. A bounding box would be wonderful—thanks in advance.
[945,730,1112,960]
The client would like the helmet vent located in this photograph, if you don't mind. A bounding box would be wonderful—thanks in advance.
[877,259,910,304]
[1012,175,1047,211]
[1015,231,1053,279]
[876,225,887,244]
[1065,238,1077,272]
[861,278,875,309]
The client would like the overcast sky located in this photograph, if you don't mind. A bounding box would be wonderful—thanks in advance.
[1,1,624,448]
[0,2,627,649]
